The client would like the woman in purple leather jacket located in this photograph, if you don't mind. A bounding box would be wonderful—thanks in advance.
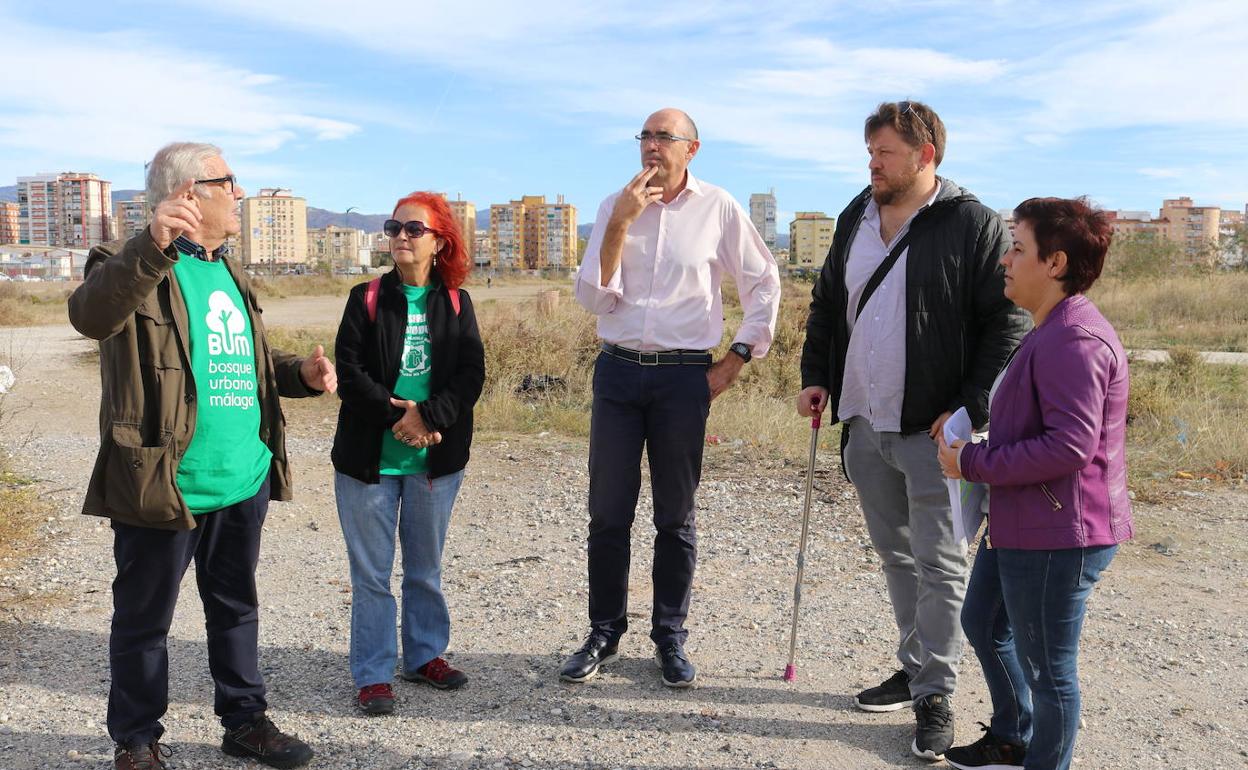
[937,197,1134,770]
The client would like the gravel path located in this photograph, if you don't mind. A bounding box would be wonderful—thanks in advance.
[1,314,1246,770]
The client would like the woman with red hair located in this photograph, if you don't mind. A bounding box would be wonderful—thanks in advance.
[330,191,484,714]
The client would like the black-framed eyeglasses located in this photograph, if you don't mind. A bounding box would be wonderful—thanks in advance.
[898,101,934,143]
[383,219,436,238]
[195,174,236,194]
[635,131,694,145]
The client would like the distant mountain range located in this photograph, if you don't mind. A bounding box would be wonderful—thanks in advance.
[0,186,789,249]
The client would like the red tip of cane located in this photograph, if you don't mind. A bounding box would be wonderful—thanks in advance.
[809,398,822,429]
[783,664,796,681]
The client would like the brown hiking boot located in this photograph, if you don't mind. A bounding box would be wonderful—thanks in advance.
[221,714,314,769]
[113,741,171,770]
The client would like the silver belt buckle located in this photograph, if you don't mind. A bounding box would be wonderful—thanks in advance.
[639,350,660,366]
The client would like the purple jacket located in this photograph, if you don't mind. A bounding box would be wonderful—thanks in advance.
[959,294,1134,550]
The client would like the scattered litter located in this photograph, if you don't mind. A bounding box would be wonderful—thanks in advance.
[0,365,14,394]
[515,374,566,398]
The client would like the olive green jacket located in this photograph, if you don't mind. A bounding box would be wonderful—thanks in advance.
[68,228,318,530]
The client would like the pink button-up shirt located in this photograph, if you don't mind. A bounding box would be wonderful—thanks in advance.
[575,174,781,356]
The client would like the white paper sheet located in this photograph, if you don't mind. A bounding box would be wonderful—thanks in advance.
[943,407,987,547]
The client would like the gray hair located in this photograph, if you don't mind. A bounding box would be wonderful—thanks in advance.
[144,142,222,216]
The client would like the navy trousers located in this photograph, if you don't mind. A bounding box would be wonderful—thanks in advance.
[586,352,710,646]
[107,480,270,747]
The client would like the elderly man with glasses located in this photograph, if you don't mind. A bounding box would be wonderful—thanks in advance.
[797,101,1029,760]
[561,108,781,688]
[69,142,335,770]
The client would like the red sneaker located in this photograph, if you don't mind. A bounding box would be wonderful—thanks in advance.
[403,657,468,690]
[357,683,395,715]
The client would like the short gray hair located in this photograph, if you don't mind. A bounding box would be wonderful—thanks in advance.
[144,142,222,216]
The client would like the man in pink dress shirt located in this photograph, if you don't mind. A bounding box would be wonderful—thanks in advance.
[560,108,781,688]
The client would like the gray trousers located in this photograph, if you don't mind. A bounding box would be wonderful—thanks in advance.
[844,416,969,699]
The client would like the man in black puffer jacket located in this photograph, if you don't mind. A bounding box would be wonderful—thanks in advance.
[798,101,1029,762]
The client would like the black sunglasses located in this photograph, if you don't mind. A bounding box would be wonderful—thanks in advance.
[383,219,436,238]
[195,174,236,193]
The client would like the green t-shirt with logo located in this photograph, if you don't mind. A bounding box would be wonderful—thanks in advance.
[380,284,433,475]
[172,256,273,513]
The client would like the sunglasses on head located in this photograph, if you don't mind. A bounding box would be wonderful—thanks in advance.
[383,219,435,238]
[898,101,934,142]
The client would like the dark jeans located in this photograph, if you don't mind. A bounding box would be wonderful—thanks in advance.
[586,352,710,646]
[961,542,1117,770]
[107,480,271,747]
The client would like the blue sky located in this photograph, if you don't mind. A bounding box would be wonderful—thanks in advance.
[1,0,1244,224]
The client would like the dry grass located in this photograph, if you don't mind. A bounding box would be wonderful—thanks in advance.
[1126,348,1248,490]
[1090,273,1248,352]
[0,283,70,327]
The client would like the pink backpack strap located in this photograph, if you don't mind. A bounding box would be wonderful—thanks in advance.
[364,277,381,322]
[449,287,461,316]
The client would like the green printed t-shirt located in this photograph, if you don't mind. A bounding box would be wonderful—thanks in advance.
[172,256,273,513]
[380,284,433,475]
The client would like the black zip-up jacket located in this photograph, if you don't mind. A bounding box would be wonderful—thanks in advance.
[800,179,1030,432]
[331,269,485,483]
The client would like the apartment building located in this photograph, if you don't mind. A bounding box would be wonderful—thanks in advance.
[489,194,577,270]
[112,195,148,242]
[239,189,308,264]
[0,201,19,244]
[307,224,367,267]
[446,196,477,265]
[16,172,112,248]
[750,189,778,252]
[1160,197,1221,256]
[789,212,835,269]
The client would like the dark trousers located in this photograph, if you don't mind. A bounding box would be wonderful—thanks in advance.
[107,480,270,747]
[586,352,710,646]
[961,543,1117,770]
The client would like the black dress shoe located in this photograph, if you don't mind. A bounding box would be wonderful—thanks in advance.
[558,632,619,683]
[654,642,696,687]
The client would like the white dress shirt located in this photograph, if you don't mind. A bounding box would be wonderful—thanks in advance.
[838,181,943,430]
[575,173,781,357]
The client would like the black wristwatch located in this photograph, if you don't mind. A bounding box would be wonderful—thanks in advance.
[729,342,752,363]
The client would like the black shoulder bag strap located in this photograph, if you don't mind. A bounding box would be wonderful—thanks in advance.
[841,228,916,483]
[854,230,914,321]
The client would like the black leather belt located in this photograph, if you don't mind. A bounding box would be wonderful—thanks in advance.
[601,343,712,366]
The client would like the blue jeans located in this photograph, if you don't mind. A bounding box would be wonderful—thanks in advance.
[961,543,1117,770]
[334,470,464,688]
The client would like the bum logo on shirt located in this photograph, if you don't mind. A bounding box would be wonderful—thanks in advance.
[203,290,257,410]
[399,311,430,378]
[205,291,251,357]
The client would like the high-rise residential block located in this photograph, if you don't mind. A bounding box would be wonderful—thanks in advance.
[1160,197,1221,257]
[113,195,148,242]
[750,189,778,252]
[446,196,477,265]
[239,189,308,264]
[489,194,577,270]
[0,201,19,244]
[789,212,835,269]
[17,172,112,248]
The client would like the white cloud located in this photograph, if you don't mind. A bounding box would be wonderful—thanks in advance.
[0,13,359,167]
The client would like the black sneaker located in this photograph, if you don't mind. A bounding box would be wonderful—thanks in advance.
[558,632,619,683]
[221,714,314,769]
[912,693,955,761]
[853,669,912,712]
[654,642,696,688]
[946,722,1026,769]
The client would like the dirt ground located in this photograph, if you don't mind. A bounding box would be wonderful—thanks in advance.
[0,297,1246,770]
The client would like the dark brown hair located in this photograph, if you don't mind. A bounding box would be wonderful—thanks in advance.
[1013,197,1113,295]
[864,100,946,166]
